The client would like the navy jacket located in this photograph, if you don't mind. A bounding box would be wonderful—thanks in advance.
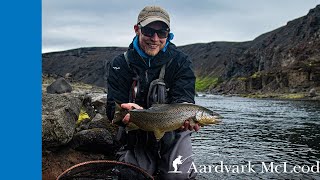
[106,42,195,121]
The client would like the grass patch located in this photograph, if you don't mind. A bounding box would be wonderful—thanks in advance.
[241,93,306,99]
[251,72,261,79]
[237,77,248,81]
[278,93,306,99]
[195,77,220,92]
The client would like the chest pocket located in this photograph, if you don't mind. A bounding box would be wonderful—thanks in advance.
[124,51,172,108]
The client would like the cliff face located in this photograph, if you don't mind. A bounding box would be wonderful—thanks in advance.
[42,5,320,94]
[212,5,320,93]
[178,41,251,78]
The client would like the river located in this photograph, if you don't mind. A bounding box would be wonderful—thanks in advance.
[192,95,320,180]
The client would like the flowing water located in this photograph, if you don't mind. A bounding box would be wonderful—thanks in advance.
[192,95,320,180]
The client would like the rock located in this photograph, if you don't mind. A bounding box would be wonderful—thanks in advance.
[91,94,107,115]
[64,73,73,79]
[71,128,114,153]
[290,88,298,93]
[47,77,72,94]
[42,93,82,149]
[75,118,91,132]
[312,96,320,100]
[309,88,317,97]
[88,113,108,129]
[80,94,96,120]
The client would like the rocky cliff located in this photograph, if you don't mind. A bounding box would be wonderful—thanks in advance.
[215,5,320,94]
[42,5,320,95]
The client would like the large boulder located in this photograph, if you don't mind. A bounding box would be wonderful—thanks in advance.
[42,93,82,149]
[47,77,72,94]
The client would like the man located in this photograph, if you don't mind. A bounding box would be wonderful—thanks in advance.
[106,5,198,179]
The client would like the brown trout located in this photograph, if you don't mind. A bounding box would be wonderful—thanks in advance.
[113,103,221,141]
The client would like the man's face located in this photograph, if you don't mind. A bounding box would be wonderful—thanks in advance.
[135,21,169,56]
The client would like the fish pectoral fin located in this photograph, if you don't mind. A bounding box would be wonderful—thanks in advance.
[125,123,140,132]
[154,130,165,141]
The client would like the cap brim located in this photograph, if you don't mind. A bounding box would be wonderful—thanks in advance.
[139,16,170,28]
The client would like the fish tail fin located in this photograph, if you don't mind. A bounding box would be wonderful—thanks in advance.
[112,102,128,125]
[115,102,122,111]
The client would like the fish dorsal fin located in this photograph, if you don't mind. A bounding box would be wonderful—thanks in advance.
[150,103,172,109]
[150,104,166,107]
[148,104,168,111]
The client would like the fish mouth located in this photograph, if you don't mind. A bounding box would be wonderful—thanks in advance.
[213,115,223,119]
[209,111,223,119]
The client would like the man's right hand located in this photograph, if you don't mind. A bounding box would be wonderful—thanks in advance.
[120,103,143,124]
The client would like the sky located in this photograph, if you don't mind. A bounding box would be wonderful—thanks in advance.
[42,0,320,53]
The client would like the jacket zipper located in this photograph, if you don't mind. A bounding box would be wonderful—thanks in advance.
[138,55,150,84]
[145,70,149,84]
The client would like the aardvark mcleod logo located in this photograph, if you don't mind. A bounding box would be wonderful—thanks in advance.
[168,154,194,173]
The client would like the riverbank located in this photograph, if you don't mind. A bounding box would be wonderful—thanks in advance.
[197,91,320,101]
[240,92,320,101]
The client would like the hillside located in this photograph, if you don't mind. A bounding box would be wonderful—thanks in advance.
[42,47,126,87]
[42,5,320,95]
[216,5,320,94]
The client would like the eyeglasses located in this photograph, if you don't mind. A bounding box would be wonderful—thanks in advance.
[139,26,170,39]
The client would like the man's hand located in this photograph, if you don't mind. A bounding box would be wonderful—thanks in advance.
[120,103,143,124]
[180,119,200,132]
[178,102,200,132]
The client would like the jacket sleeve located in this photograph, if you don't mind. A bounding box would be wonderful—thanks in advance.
[106,55,131,121]
[169,55,196,104]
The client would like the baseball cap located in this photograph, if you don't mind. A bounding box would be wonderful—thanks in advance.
[137,6,170,28]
